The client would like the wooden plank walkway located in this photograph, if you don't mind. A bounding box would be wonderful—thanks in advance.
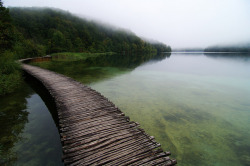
[21,59,177,166]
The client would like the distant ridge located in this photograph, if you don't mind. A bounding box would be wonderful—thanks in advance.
[204,44,250,53]
[172,48,204,52]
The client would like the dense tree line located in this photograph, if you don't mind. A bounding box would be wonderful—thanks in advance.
[0,0,21,95]
[0,2,171,95]
[204,45,250,53]
[9,7,171,57]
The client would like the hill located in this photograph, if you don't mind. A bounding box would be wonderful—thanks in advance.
[1,4,171,95]
[172,48,204,52]
[204,44,250,53]
[9,7,171,58]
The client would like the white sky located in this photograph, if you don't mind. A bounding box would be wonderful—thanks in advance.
[4,0,250,48]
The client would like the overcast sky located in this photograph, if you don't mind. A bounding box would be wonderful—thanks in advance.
[4,0,250,48]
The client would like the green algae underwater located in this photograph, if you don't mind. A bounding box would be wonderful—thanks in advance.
[1,52,250,165]
[33,52,250,166]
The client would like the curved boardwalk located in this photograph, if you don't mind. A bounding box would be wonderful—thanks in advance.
[21,59,177,166]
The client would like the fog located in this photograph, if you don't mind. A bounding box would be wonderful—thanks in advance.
[5,0,250,49]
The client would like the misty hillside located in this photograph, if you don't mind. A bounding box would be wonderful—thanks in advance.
[9,7,170,57]
[204,44,250,53]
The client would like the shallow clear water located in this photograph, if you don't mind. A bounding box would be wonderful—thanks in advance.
[12,52,250,165]
[68,52,250,166]
[84,54,250,166]
[0,80,63,165]
[89,53,250,166]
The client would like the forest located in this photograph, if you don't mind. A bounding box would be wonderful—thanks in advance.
[9,7,171,57]
[0,0,171,96]
[204,45,250,53]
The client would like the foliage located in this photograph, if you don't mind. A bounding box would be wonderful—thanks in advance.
[9,7,171,55]
[0,51,21,95]
[204,45,250,53]
[0,0,15,52]
[0,1,21,96]
[14,39,46,58]
[0,3,171,95]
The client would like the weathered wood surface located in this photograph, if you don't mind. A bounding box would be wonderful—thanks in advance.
[21,59,177,166]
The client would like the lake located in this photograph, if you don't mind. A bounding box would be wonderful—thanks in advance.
[88,53,250,166]
[0,77,63,165]
[1,52,250,165]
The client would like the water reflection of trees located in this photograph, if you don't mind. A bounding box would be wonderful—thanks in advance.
[32,52,171,85]
[0,82,32,165]
[204,52,250,57]
[25,75,59,127]
[0,52,172,165]
[83,52,171,68]
[204,52,250,62]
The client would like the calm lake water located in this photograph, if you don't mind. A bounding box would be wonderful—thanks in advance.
[88,53,250,166]
[1,52,250,165]
[0,78,63,165]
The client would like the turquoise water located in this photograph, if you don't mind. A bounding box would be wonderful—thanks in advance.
[8,52,250,165]
[0,79,63,165]
[88,53,250,166]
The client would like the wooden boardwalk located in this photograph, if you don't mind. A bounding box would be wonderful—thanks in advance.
[21,58,177,166]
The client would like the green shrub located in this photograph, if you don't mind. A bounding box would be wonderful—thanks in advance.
[0,51,21,95]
